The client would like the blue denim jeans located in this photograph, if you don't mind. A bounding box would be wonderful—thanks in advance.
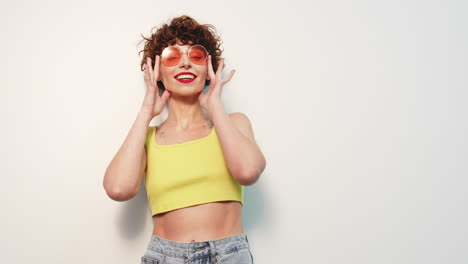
[140,233,254,264]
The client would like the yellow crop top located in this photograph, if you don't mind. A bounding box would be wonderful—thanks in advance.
[144,125,243,216]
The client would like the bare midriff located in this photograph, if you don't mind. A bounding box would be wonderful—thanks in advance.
[152,201,244,243]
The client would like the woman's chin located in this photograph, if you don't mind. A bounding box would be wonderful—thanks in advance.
[166,88,203,98]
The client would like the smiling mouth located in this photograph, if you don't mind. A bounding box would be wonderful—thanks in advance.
[175,72,197,83]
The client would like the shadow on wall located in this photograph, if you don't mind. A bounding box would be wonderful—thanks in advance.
[243,177,271,234]
[113,173,273,239]
[115,181,150,240]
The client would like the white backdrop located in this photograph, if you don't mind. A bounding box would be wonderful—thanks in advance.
[1,0,467,263]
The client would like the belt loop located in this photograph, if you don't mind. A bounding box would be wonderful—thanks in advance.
[209,241,216,264]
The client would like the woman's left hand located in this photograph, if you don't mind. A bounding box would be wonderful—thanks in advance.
[198,55,235,117]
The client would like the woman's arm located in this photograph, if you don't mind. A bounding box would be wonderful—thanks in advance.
[103,111,151,201]
[210,105,266,186]
[104,56,169,201]
[199,56,265,185]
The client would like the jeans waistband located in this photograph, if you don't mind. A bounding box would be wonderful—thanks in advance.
[147,233,249,259]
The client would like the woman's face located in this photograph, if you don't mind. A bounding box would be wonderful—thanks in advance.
[158,43,209,96]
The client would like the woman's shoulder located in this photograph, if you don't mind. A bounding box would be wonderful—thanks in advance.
[228,112,256,142]
[228,112,249,120]
[228,112,251,128]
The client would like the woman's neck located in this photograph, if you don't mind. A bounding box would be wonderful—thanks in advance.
[165,94,209,129]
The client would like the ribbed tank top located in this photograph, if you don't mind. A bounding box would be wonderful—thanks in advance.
[144,125,243,216]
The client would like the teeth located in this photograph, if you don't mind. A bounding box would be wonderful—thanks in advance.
[176,74,195,79]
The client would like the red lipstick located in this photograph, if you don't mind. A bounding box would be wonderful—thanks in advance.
[175,72,197,83]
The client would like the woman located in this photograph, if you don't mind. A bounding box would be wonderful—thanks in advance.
[103,15,266,264]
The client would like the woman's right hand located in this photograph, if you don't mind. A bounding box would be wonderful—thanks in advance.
[140,55,171,118]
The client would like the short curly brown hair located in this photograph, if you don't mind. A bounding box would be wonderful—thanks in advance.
[138,15,223,90]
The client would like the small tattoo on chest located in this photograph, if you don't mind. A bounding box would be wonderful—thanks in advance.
[203,120,213,129]
[157,120,212,144]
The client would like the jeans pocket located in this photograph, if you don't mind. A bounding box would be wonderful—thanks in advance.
[218,248,252,264]
[248,249,254,264]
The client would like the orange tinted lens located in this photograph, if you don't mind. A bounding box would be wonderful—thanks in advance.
[161,47,180,66]
[189,45,207,64]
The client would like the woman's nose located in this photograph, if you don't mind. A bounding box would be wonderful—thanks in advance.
[179,53,191,68]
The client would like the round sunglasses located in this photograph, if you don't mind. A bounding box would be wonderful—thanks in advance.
[160,45,209,66]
